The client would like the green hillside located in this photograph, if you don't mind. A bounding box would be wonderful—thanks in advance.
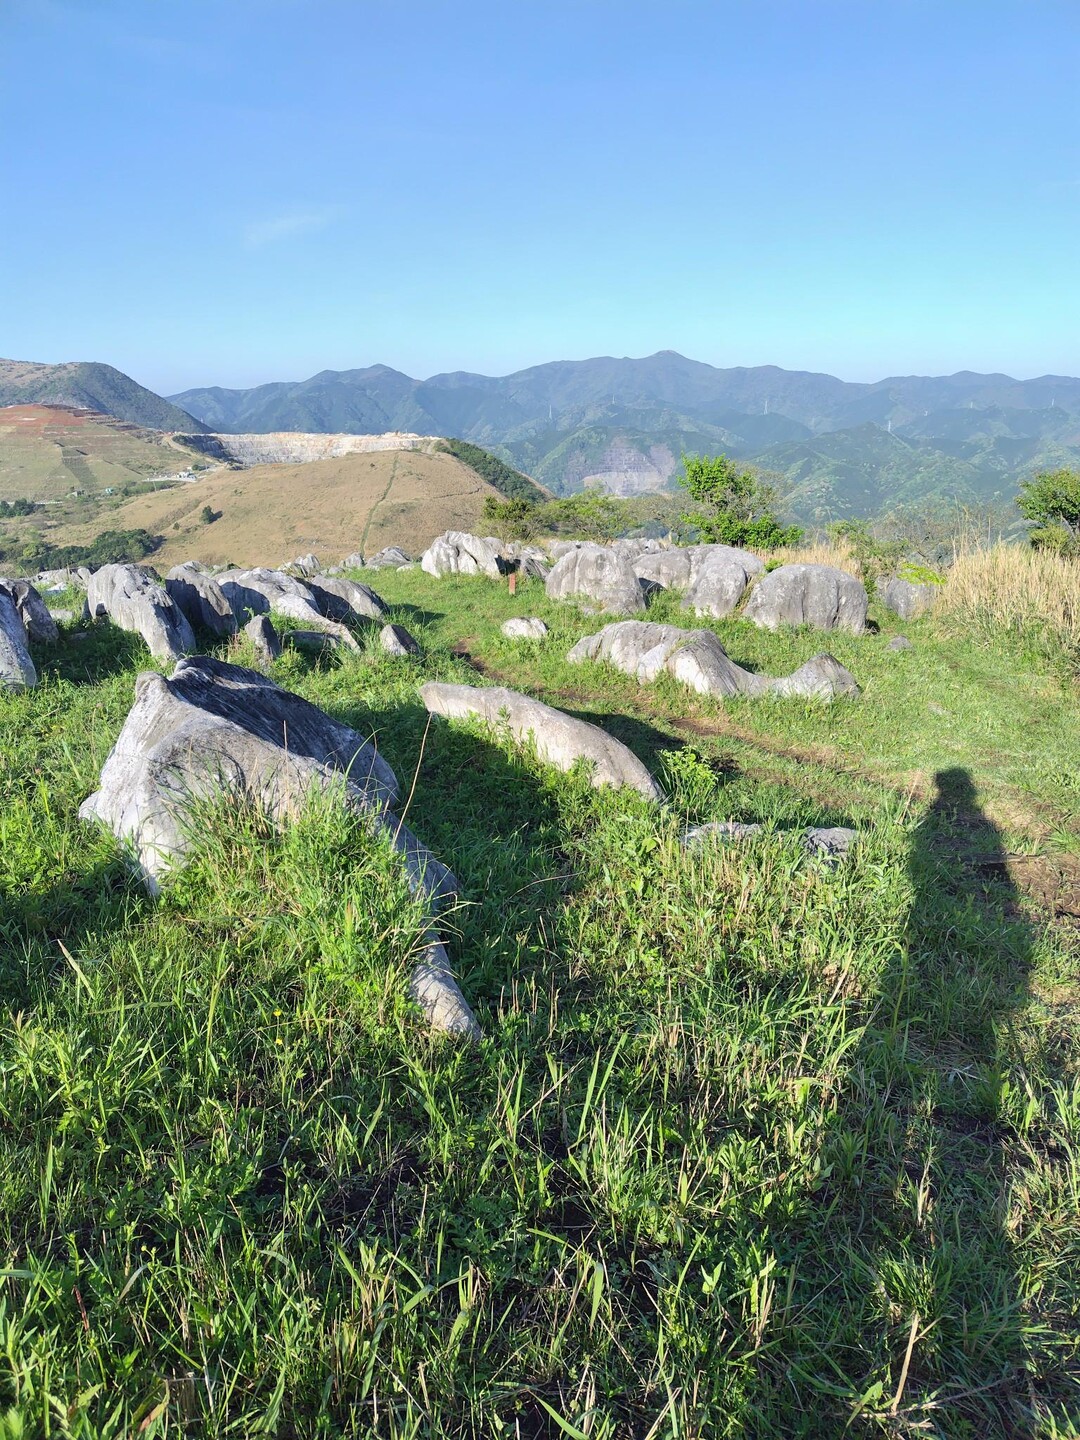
[0,359,207,433]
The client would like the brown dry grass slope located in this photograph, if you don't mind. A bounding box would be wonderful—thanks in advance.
[46,448,504,567]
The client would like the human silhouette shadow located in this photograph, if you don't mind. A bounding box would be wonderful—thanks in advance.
[811,768,1044,1435]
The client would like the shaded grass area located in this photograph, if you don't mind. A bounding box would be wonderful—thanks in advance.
[0,577,1078,1437]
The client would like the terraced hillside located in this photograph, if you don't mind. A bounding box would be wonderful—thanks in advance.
[0,405,206,501]
[43,447,512,567]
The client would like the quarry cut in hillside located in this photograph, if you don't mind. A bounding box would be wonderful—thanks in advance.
[44,448,508,567]
[181,430,441,467]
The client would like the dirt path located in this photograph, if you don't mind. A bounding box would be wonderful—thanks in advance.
[359,453,400,557]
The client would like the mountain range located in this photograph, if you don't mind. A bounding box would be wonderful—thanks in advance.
[169,352,1080,522]
[4,353,1079,523]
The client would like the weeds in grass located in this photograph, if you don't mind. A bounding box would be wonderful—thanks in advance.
[939,543,1080,672]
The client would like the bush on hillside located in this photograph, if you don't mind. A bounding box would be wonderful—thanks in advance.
[1017,469,1080,555]
[678,453,802,549]
[0,497,37,517]
[6,527,162,571]
[481,495,540,541]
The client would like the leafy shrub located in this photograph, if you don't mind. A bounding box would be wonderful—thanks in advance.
[481,495,539,541]
[679,454,802,549]
[1017,469,1080,555]
[0,497,36,517]
[9,527,162,571]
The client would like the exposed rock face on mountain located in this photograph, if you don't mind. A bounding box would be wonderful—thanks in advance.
[0,591,37,689]
[545,546,645,615]
[742,565,868,634]
[568,620,859,702]
[86,564,196,660]
[181,431,438,466]
[79,656,479,1037]
[420,681,663,801]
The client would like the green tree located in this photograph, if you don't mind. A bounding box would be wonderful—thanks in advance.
[480,495,540,541]
[200,505,218,525]
[678,454,802,548]
[1017,469,1080,554]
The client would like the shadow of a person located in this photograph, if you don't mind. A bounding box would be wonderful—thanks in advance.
[829,767,1044,1434]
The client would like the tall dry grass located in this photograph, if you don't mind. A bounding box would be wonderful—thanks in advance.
[939,543,1080,664]
[755,537,861,575]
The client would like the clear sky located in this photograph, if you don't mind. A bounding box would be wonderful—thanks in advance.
[3,0,1079,393]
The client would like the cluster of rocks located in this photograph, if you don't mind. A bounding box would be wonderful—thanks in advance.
[1,559,418,688]
[415,530,873,637]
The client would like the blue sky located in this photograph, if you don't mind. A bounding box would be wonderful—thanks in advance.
[3,0,1079,392]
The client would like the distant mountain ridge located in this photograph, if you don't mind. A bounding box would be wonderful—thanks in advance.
[170,351,1080,521]
[1,358,207,434]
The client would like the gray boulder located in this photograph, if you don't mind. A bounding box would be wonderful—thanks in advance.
[886,635,914,653]
[219,569,361,651]
[380,623,420,656]
[501,616,549,641]
[341,552,366,569]
[307,576,389,622]
[365,546,412,569]
[683,820,858,863]
[0,592,37,689]
[244,614,281,663]
[743,564,868,633]
[420,681,663,801]
[32,566,90,592]
[682,820,763,847]
[568,620,859,702]
[79,656,478,1038]
[165,565,237,638]
[86,564,196,661]
[0,578,59,644]
[289,553,321,576]
[545,546,645,615]
[421,531,507,580]
[879,576,938,621]
[682,549,763,619]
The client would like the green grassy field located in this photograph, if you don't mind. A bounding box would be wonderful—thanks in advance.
[1,568,1078,1438]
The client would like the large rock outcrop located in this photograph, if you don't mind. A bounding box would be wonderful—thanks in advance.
[420,681,663,801]
[79,656,477,1037]
[742,564,868,634]
[545,546,645,615]
[0,592,37,689]
[165,565,237,638]
[86,564,196,661]
[682,547,765,619]
[306,576,389,623]
[0,578,59,644]
[879,576,938,621]
[364,546,412,569]
[421,532,507,580]
[218,569,361,651]
[568,620,859,702]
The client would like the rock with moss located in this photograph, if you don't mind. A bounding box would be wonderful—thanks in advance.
[79,655,479,1039]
